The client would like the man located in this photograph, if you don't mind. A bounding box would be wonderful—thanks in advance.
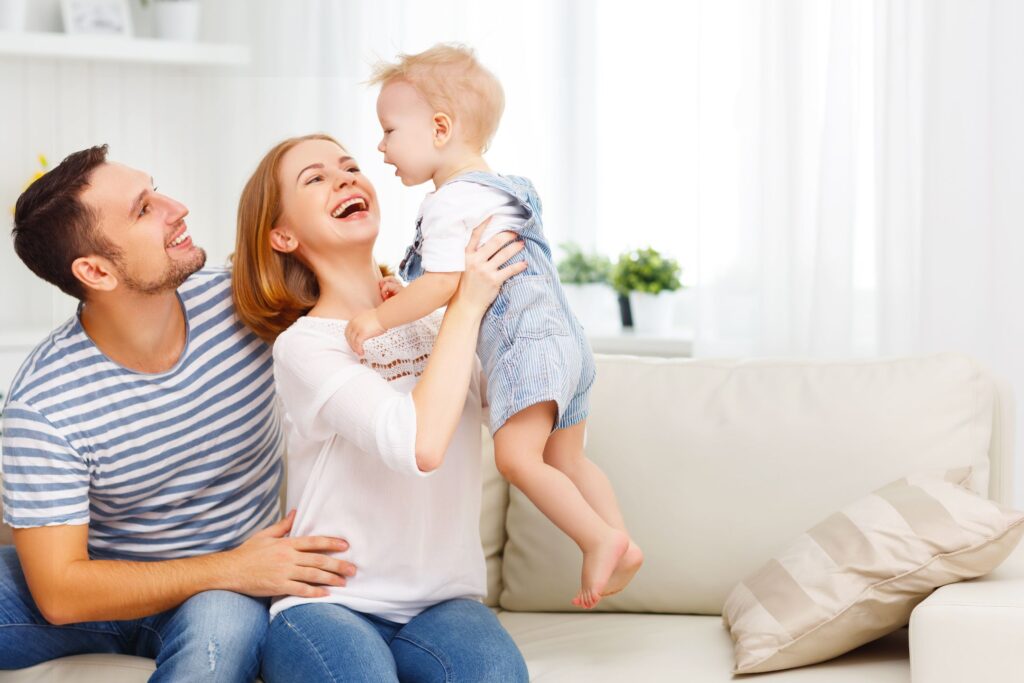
[0,146,355,681]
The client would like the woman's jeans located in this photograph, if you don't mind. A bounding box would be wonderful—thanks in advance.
[0,546,268,682]
[262,599,529,683]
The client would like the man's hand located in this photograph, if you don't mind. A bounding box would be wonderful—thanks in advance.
[345,308,387,356]
[219,510,356,599]
[380,276,403,300]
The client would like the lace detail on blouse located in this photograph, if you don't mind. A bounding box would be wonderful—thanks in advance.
[303,311,443,383]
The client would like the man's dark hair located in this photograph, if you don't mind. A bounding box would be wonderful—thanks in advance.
[12,145,122,301]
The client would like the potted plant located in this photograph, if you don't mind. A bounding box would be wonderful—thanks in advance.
[556,243,619,334]
[612,247,683,334]
[140,0,201,42]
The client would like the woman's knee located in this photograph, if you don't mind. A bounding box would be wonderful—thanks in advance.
[394,599,528,683]
[262,604,397,683]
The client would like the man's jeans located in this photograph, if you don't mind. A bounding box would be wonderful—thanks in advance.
[0,546,268,682]
[262,599,529,682]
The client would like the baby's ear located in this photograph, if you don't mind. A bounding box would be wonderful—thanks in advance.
[433,112,453,147]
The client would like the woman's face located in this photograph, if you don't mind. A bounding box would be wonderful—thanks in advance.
[273,139,381,263]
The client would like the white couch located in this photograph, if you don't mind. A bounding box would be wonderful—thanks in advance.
[1,353,1020,682]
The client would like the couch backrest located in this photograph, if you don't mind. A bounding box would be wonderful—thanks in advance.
[492,353,1016,615]
[3,353,1015,619]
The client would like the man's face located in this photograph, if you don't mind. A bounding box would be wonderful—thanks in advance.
[81,162,206,295]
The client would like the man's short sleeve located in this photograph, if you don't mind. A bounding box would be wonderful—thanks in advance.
[1,400,89,528]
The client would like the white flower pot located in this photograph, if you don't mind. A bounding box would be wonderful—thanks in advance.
[154,0,201,42]
[0,0,28,32]
[562,283,620,335]
[629,291,675,335]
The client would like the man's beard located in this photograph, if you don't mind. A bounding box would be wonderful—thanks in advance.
[114,247,207,295]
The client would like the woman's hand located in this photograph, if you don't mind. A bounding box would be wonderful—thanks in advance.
[451,220,527,316]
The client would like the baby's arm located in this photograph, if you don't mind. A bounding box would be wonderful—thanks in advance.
[346,272,460,355]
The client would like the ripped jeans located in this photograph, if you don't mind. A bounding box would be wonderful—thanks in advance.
[0,546,268,682]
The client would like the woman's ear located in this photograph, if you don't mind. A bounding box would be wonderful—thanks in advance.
[269,226,298,254]
[433,112,453,147]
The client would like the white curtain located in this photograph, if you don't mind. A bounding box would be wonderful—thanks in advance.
[213,0,1024,499]
[692,0,1024,500]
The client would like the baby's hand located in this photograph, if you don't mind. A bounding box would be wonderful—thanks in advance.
[380,276,403,301]
[346,309,386,356]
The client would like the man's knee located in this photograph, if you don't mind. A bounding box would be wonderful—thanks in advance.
[161,590,268,675]
[177,590,269,647]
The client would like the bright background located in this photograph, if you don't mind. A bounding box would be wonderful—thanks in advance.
[2,0,1023,499]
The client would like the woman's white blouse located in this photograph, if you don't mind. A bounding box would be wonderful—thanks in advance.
[269,311,487,623]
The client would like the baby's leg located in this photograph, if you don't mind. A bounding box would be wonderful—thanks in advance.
[544,421,644,606]
[493,402,628,609]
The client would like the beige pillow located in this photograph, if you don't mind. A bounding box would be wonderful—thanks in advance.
[723,469,1024,674]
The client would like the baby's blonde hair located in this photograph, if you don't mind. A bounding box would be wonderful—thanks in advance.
[369,43,505,152]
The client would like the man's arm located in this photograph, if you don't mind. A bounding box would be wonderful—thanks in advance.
[13,510,354,625]
[346,272,461,355]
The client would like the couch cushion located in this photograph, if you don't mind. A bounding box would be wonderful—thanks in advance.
[480,427,509,606]
[497,612,910,682]
[0,614,909,683]
[499,354,998,614]
[722,469,1024,673]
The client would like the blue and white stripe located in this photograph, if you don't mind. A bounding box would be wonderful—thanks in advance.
[1,267,283,561]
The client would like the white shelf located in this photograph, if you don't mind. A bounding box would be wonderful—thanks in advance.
[0,31,250,66]
[589,329,693,358]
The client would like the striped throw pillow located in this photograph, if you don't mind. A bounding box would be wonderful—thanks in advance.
[722,469,1024,674]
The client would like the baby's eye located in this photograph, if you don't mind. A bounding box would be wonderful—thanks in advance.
[347,167,361,174]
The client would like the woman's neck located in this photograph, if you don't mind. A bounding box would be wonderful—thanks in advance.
[309,254,384,322]
[433,154,490,189]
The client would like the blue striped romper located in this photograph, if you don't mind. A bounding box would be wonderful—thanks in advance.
[399,171,596,435]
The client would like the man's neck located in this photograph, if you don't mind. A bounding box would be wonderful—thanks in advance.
[79,289,187,374]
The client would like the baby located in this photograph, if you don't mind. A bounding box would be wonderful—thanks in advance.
[347,44,642,609]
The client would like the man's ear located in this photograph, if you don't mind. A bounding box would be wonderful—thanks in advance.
[269,226,298,254]
[433,112,453,147]
[71,255,118,294]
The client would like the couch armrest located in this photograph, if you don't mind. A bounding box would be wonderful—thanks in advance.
[909,541,1024,683]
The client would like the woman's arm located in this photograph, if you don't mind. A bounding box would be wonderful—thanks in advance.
[275,225,523,475]
[410,226,524,471]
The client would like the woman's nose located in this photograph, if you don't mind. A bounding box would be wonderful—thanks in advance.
[334,170,356,188]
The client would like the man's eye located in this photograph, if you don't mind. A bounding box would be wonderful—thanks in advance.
[138,204,149,217]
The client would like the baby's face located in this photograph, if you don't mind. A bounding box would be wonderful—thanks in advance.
[376,80,441,187]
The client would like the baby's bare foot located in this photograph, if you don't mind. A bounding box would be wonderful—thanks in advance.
[601,541,644,598]
[572,529,629,609]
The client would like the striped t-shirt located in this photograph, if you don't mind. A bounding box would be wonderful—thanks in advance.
[1,267,283,561]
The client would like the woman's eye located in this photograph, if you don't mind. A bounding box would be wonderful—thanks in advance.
[305,175,323,185]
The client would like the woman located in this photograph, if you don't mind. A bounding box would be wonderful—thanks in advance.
[231,134,529,682]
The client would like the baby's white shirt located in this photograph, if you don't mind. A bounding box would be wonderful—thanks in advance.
[418,180,528,272]
[269,311,487,623]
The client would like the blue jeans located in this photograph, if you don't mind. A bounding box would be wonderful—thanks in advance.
[262,599,528,683]
[0,546,268,682]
